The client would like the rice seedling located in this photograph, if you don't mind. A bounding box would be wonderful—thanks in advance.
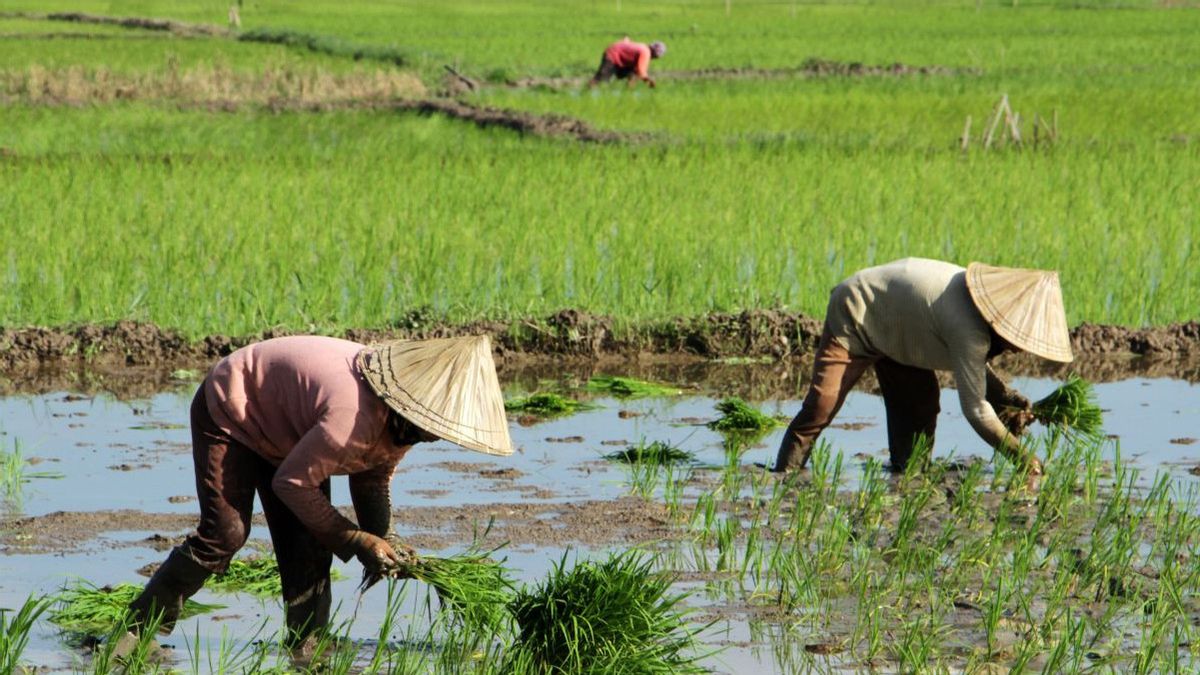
[204,555,343,597]
[47,581,223,635]
[503,393,594,418]
[707,397,781,435]
[605,439,694,465]
[506,549,710,674]
[0,594,51,674]
[362,549,516,634]
[585,376,681,399]
[1028,375,1105,441]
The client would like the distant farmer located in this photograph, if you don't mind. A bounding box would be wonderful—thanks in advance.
[121,335,512,654]
[588,36,666,88]
[774,258,1074,475]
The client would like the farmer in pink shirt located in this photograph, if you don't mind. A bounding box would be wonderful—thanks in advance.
[589,36,666,88]
[122,335,512,651]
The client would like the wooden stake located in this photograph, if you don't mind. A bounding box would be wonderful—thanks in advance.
[961,115,972,152]
[983,95,1008,150]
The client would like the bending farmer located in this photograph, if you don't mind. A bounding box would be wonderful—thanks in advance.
[124,335,512,648]
[774,258,1073,475]
[589,37,666,88]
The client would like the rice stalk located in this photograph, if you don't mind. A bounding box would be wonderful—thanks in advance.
[708,397,781,434]
[0,594,51,674]
[48,581,223,635]
[605,440,695,465]
[506,549,709,674]
[361,550,515,634]
[585,376,681,399]
[205,555,342,597]
[1030,375,1104,440]
[504,393,594,417]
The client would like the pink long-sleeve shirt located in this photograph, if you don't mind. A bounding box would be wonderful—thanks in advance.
[605,38,652,78]
[204,336,408,552]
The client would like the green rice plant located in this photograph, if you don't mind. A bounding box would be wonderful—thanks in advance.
[585,376,681,399]
[363,549,515,634]
[503,392,594,418]
[47,581,223,635]
[1029,375,1104,441]
[605,439,694,465]
[507,549,709,674]
[236,28,409,67]
[0,594,51,674]
[204,555,340,597]
[707,397,781,435]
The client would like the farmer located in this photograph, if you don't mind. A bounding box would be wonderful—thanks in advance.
[774,258,1073,475]
[122,335,512,651]
[588,36,666,88]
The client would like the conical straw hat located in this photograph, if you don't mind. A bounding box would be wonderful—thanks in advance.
[356,335,513,456]
[965,262,1074,363]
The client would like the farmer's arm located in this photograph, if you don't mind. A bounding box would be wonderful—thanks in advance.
[985,365,1034,436]
[635,47,655,87]
[272,410,383,561]
[348,461,398,538]
[952,346,1039,472]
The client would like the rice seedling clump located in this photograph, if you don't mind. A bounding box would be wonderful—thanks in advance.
[504,393,593,417]
[585,376,681,399]
[605,440,695,465]
[707,397,781,433]
[48,582,222,635]
[1030,375,1104,440]
[506,550,706,674]
[205,555,344,597]
[363,551,515,634]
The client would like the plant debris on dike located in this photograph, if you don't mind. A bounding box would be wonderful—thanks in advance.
[1029,375,1104,440]
[507,549,708,673]
[48,582,222,635]
[606,440,695,465]
[585,376,682,399]
[504,392,594,417]
[362,550,516,634]
[707,397,782,433]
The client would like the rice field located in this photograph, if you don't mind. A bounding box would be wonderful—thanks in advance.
[1,2,1199,673]
[0,0,1197,336]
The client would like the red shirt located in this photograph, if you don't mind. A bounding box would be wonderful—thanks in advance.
[604,38,652,78]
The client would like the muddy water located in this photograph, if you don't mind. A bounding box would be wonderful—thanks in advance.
[1,374,1196,673]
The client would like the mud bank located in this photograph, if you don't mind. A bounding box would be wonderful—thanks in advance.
[2,11,230,37]
[2,312,1197,381]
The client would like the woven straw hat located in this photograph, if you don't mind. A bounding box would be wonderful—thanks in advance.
[965,262,1074,363]
[356,336,513,456]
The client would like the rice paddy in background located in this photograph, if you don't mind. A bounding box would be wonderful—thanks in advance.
[0,1,1197,336]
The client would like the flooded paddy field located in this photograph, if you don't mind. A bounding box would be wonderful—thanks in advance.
[2,359,1198,673]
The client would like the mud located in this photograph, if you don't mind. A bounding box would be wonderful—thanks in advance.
[2,11,230,37]
[0,497,679,556]
[2,314,1198,386]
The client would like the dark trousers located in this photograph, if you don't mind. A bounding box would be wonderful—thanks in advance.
[186,386,332,640]
[591,55,634,82]
[774,331,940,472]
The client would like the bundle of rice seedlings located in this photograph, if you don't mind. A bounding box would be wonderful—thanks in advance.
[605,440,695,465]
[585,376,681,399]
[1030,375,1104,440]
[360,550,515,634]
[507,549,707,674]
[48,582,222,635]
[504,393,593,417]
[707,397,781,433]
[205,555,342,597]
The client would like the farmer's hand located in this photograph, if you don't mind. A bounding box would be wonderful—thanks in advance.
[646,78,657,88]
[348,531,403,575]
[999,408,1036,437]
[1026,456,1044,476]
[384,533,418,565]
